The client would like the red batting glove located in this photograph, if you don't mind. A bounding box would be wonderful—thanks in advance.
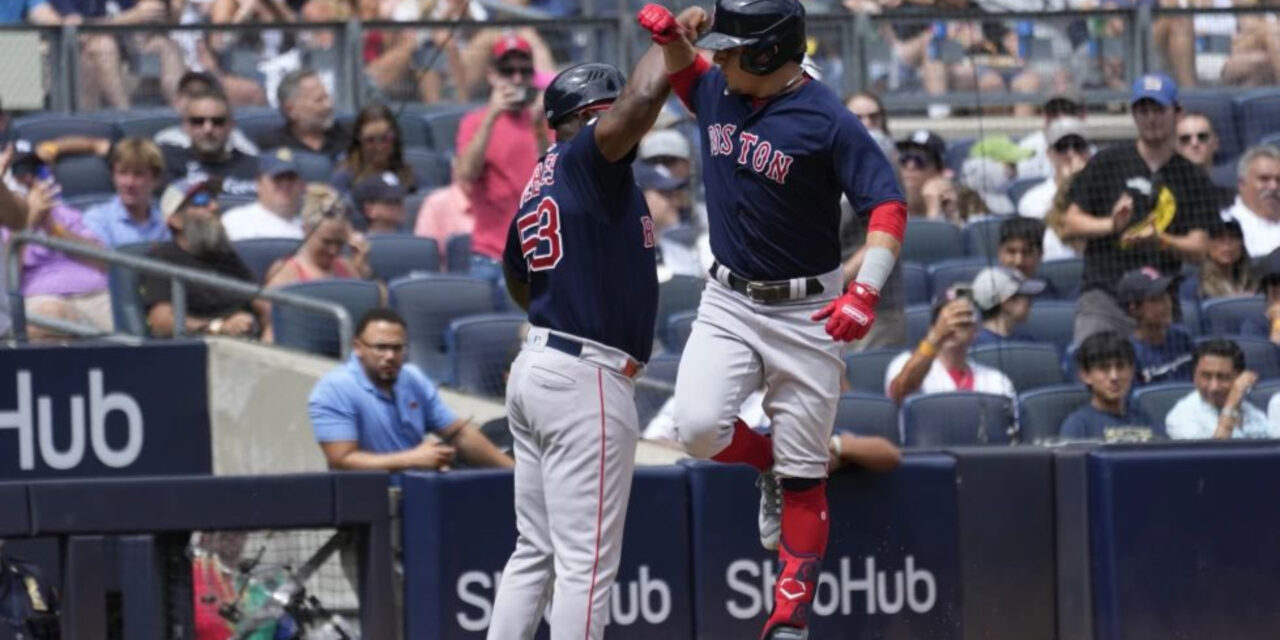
[638,3,682,45]
[812,283,879,342]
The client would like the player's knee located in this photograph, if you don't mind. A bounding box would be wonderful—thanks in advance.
[672,403,731,459]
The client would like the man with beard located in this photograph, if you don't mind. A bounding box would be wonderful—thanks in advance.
[258,70,351,160]
[159,89,260,197]
[1224,145,1280,257]
[139,179,272,339]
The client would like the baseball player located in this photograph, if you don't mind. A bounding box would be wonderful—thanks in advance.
[639,2,907,638]
[486,50,673,640]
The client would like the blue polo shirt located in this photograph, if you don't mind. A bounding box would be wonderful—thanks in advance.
[308,356,459,453]
[0,0,48,23]
[82,196,169,248]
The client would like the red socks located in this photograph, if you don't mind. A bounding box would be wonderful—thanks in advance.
[765,479,829,635]
[711,419,774,472]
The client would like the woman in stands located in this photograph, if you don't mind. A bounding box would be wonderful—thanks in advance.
[1198,219,1256,299]
[265,187,371,288]
[331,103,423,195]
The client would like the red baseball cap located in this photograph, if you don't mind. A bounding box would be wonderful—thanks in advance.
[491,34,532,61]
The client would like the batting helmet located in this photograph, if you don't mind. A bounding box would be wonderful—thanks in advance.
[543,63,627,126]
[696,0,806,76]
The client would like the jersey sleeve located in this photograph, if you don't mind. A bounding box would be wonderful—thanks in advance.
[502,213,529,281]
[831,110,905,214]
[559,122,634,221]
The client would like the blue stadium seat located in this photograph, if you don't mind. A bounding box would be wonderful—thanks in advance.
[445,312,526,398]
[643,352,681,384]
[1037,258,1082,299]
[1181,91,1241,159]
[1132,382,1195,434]
[1248,378,1280,411]
[232,238,301,283]
[901,392,1016,446]
[1007,176,1042,208]
[389,274,495,382]
[271,280,382,358]
[901,261,929,305]
[845,348,902,395]
[115,112,180,139]
[927,257,989,298]
[54,156,113,197]
[445,233,472,272]
[834,392,901,445]
[1196,335,1280,379]
[1234,89,1280,159]
[946,137,976,174]
[64,192,115,212]
[1202,296,1265,335]
[13,116,119,143]
[906,303,932,346]
[1023,300,1076,352]
[1178,274,1201,302]
[108,241,159,337]
[420,104,479,153]
[635,353,680,430]
[237,113,287,148]
[903,219,964,265]
[289,149,335,183]
[970,342,1065,392]
[403,149,452,189]
[405,190,429,234]
[963,216,1012,259]
[1017,384,1090,444]
[1179,297,1203,336]
[656,275,705,346]
[367,235,441,281]
[665,310,697,354]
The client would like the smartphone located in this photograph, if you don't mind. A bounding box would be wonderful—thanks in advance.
[953,286,973,301]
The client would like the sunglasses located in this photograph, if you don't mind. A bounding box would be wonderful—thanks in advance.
[189,191,215,207]
[1178,132,1212,145]
[187,116,228,127]
[497,64,534,78]
[898,151,935,170]
[1052,136,1090,154]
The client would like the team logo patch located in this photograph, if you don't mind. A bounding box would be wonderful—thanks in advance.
[517,196,564,271]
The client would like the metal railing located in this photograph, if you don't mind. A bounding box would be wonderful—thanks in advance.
[5,232,357,358]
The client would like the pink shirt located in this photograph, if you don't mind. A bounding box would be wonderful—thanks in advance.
[456,107,539,260]
[414,184,475,243]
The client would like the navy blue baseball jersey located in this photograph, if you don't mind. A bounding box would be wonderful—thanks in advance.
[503,122,659,363]
[682,68,903,281]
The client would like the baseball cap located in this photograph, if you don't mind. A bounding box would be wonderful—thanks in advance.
[1046,117,1089,147]
[897,129,946,169]
[353,172,408,205]
[969,135,1034,164]
[258,147,300,177]
[161,177,222,218]
[1210,217,1243,239]
[639,129,692,161]
[971,266,1046,312]
[1131,74,1178,107]
[1116,266,1175,305]
[635,162,688,192]
[491,33,532,61]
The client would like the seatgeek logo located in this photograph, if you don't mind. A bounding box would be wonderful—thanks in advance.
[455,565,672,631]
[726,556,937,618]
[0,370,144,470]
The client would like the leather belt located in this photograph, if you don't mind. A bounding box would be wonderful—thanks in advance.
[545,333,642,378]
[710,261,825,304]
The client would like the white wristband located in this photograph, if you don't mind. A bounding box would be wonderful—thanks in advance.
[829,433,843,458]
[854,245,895,292]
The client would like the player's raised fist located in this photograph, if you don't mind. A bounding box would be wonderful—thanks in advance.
[812,282,879,342]
[638,3,682,44]
[675,6,710,36]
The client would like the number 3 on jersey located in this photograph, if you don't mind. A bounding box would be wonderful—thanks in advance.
[517,197,564,271]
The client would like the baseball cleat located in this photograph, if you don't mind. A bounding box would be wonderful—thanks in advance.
[757,471,781,551]
[764,624,808,640]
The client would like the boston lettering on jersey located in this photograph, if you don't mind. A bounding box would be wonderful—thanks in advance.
[706,124,795,185]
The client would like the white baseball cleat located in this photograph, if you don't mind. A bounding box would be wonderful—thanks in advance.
[757,471,781,551]
[765,625,808,640]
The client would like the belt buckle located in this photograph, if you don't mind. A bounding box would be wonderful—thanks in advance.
[745,281,767,302]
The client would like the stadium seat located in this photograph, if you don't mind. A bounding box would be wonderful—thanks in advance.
[928,257,989,297]
[13,116,118,143]
[115,112,180,139]
[1037,258,1082,299]
[834,392,901,445]
[1181,91,1241,159]
[389,274,495,382]
[643,352,681,384]
[445,312,526,398]
[237,113,287,148]
[635,353,680,431]
[445,233,472,272]
[1178,274,1201,302]
[963,216,1012,259]
[845,348,901,395]
[420,104,479,153]
[1234,89,1280,159]
[903,219,964,264]
[404,189,429,234]
[1007,176,1042,207]
[1202,296,1265,335]
[218,194,257,211]
[1022,300,1076,353]
[271,280,382,358]
[232,238,302,283]
[906,303,932,345]
[665,310,697,354]
[970,342,1065,392]
[1179,297,1203,335]
[901,261,929,304]
[1196,335,1280,379]
[291,150,335,183]
[946,137,977,174]
[108,241,159,337]
[1133,382,1195,434]
[54,155,113,197]
[367,235,441,281]
[64,192,115,212]
[901,392,1016,446]
[1017,384,1090,444]
[1248,378,1280,410]
[656,275,705,346]
[404,149,452,189]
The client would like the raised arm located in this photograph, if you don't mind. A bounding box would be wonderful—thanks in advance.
[593,44,671,162]
[639,4,711,110]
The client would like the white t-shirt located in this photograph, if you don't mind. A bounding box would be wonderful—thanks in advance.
[884,351,1016,399]
[1017,130,1052,181]
[1225,197,1280,258]
[221,203,304,241]
[1016,177,1078,261]
[1167,391,1277,440]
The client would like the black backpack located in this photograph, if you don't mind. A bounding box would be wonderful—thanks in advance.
[0,554,59,640]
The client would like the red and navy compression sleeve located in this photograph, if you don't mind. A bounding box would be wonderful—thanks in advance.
[867,200,907,243]
[669,56,710,113]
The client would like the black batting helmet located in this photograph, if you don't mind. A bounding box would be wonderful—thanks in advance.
[543,63,626,126]
[696,0,806,76]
